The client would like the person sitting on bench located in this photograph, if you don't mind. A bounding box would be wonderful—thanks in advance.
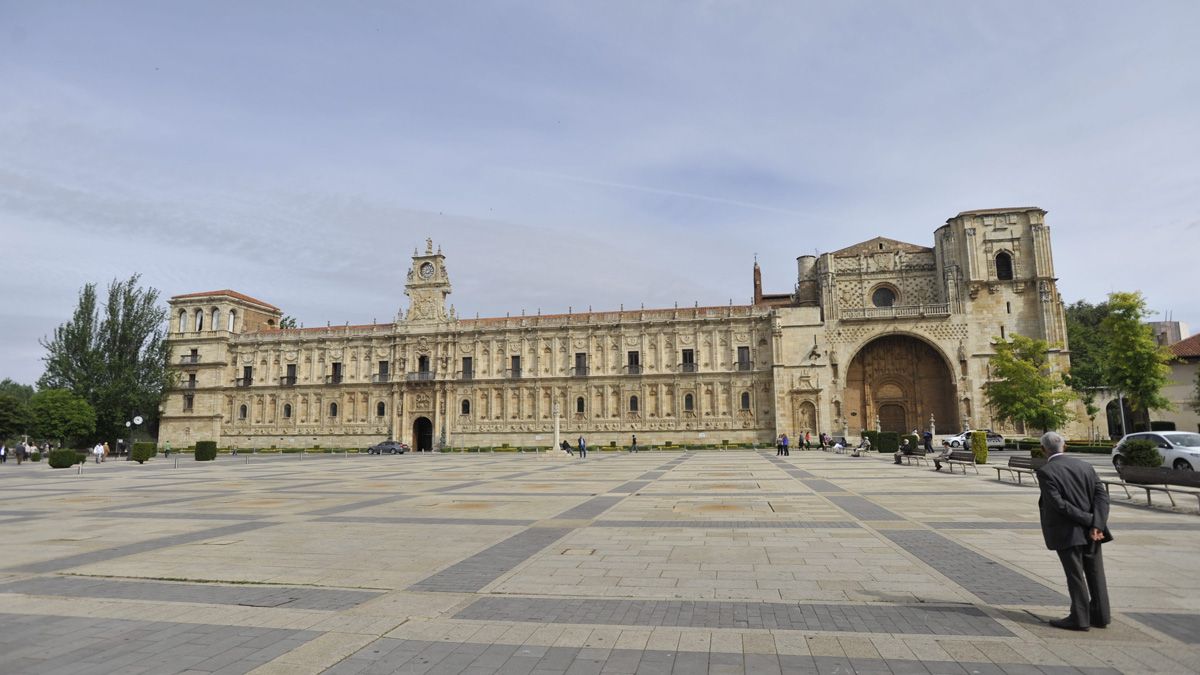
[852,436,870,457]
[933,442,954,471]
[894,438,913,464]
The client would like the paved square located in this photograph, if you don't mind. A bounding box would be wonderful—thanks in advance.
[0,450,1197,673]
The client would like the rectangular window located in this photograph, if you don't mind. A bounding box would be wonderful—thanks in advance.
[183,394,194,412]
[418,355,430,373]
[510,355,522,378]
[737,346,751,370]
[379,360,389,376]
[240,365,253,387]
[627,351,641,375]
[187,373,197,389]
[681,349,696,373]
[330,362,343,384]
[461,356,473,379]
[574,352,588,376]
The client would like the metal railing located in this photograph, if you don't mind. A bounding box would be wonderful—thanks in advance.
[235,377,253,387]
[570,366,589,377]
[626,364,643,375]
[407,371,436,382]
[279,376,297,386]
[457,370,474,381]
[506,368,522,379]
[179,355,201,364]
[840,303,951,321]
[179,380,198,389]
[737,361,753,371]
[679,363,699,373]
[371,373,390,383]
[325,374,343,384]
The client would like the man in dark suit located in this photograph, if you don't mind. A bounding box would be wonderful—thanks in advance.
[1035,431,1112,631]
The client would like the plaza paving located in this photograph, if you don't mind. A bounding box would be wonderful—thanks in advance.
[0,449,1198,674]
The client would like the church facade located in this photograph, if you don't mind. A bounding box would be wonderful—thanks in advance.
[158,207,1074,450]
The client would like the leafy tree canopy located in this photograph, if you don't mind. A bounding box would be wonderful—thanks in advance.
[38,276,172,443]
[0,393,30,440]
[28,389,96,445]
[1100,291,1171,414]
[1063,300,1110,395]
[0,378,35,403]
[279,315,298,329]
[984,333,1075,434]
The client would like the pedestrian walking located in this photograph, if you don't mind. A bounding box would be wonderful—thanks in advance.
[804,431,811,450]
[93,442,104,464]
[0,443,6,464]
[1035,431,1112,631]
[630,434,638,452]
[781,434,790,456]
[577,436,587,459]
[102,442,110,462]
[164,441,171,458]
[776,435,784,456]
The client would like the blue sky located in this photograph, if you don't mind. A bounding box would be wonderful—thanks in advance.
[2,2,1198,385]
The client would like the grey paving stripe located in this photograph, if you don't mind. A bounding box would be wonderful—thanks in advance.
[637,471,666,479]
[1127,612,1200,644]
[0,576,382,610]
[800,478,844,492]
[428,479,490,493]
[318,515,536,526]
[454,597,1014,636]
[592,519,857,529]
[552,494,624,519]
[610,480,650,493]
[827,495,904,520]
[6,521,274,574]
[0,611,320,675]
[407,527,573,592]
[305,493,416,516]
[104,510,264,521]
[928,520,1200,532]
[882,529,1067,606]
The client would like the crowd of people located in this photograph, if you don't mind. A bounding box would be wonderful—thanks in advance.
[0,440,56,465]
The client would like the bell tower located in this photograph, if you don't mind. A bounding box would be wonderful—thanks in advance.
[403,238,452,323]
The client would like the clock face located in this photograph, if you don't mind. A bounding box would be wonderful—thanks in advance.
[419,262,435,279]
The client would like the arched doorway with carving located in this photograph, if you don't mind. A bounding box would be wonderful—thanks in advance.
[412,416,433,452]
[844,334,957,435]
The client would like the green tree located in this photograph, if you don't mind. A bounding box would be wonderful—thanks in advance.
[0,393,30,440]
[984,334,1075,434]
[28,389,96,445]
[38,276,172,443]
[1063,300,1111,428]
[0,378,35,403]
[279,315,298,329]
[1100,291,1171,416]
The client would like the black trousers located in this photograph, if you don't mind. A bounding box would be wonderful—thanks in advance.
[1056,544,1110,627]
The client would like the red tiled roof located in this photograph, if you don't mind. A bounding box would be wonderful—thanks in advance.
[954,206,1045,217]
[1169,333,1200,358]
[171,290,281,312]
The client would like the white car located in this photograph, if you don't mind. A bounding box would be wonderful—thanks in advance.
[1111,432,1200,471]
[941,430,1005,450]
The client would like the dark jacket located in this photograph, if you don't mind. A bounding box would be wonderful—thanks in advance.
[1035,454,1113,551]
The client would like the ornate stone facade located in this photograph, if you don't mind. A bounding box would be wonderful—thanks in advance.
[160,208,1077,449]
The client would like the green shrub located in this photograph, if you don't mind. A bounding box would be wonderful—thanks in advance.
[970,431,988,465]
[30,451,41,462]
[664,440,673,447]
[1119,439,1162,468]
[878,431,899,453]
[281,447,303,453]
[75,452,89,464]
[131,442,157,464]
[195,441,218,462]
[48,449,77,468]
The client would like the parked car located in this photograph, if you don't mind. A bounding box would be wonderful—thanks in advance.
[367,440,409,455]
[1111,432,1200,471]
[942,430,1005,450]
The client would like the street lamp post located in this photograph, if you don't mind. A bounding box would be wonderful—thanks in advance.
[125,415,143,460]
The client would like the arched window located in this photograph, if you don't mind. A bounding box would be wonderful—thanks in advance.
[684,394,695,412]
[329,402,338,418]
[238,404,247,420]
[576,396,585,414]
[376,402,386,417]
[995,251,1014,281]
[740,392,751,410]
[461,399,471,415]
[871,286,896,308]
[629,395,639,412]
[195,309,204,331]
[211,308,220,331]
[227,310,237,332]
[283,403,292,419]
[178,310,187,332]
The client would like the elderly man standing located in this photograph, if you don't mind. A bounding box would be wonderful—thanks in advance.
[1035,431,1112,631]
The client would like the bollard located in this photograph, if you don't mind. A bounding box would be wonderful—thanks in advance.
[300,450,304,460]
[174,456,179,469]
[77,462,83,475]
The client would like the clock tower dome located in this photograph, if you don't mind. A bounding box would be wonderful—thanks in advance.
[403,238,452,323]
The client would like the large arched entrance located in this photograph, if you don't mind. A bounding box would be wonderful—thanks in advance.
[845,334,956,434]
[412,416,433,452]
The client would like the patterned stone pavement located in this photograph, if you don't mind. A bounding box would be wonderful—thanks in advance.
[0,449,1198,674]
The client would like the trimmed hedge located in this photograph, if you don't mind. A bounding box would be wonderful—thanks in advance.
[970,430,988,465]
[131,442,157,464]
[30,451,41,462]
[878,431,900,453]
[1118,439,1161,468]
[195,440,218,461]
[48,449,78,468]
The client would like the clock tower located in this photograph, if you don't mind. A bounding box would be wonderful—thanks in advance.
[403,238,452,323]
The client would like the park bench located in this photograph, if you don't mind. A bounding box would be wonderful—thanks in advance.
[943,450,978,474]
[899,449,928,466]
[1101,466,1200,512]
[994,456,1044,485]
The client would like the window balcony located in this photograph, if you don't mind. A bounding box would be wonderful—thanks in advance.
[407,371,436,382]
[235,377,253,387]
[570,366,589,377]
[179,380,198,390]
[279,376,297,386]
[506,368,522,379]
[325,374,344,384]
[679,363,699,373]
[737,361,753,371]
[626,364,643,375]
[457,370,474,381]
[371,373,391,383]
[840,303,951,321]
[179,355,201,364]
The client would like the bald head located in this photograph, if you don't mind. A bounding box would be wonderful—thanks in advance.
[1040,431,1066,456]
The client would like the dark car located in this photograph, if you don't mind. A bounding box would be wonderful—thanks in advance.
[367,441,409,455]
